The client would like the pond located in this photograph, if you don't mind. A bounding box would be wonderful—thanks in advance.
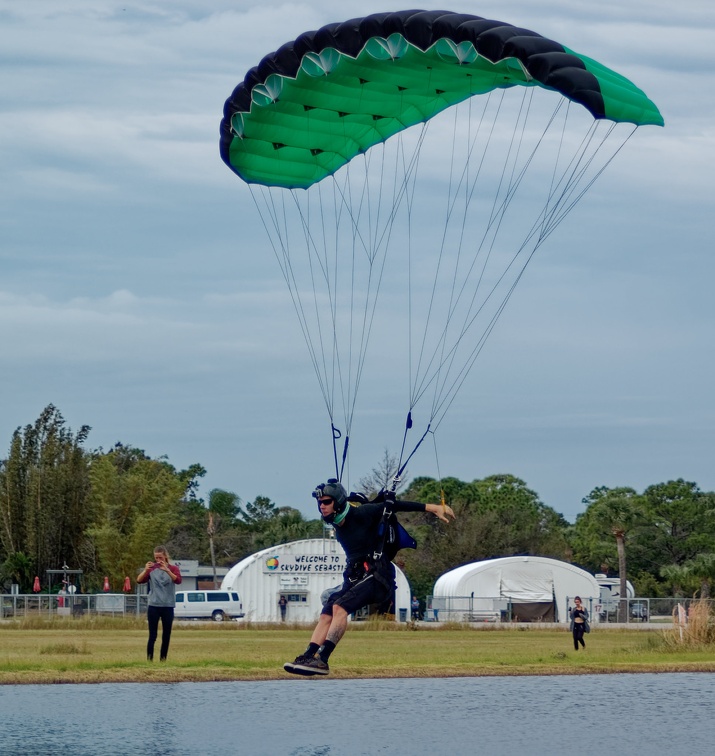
[1,673,712,755]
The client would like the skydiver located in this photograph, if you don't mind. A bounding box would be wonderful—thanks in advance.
[283,478,455,676]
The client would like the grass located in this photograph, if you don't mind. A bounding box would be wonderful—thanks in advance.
[2,617,715,685]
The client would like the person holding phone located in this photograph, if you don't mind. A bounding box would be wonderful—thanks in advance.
[569,596,589,651]
[137,545,182,661]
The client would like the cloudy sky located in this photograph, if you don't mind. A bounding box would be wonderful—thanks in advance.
[2,1,713,522]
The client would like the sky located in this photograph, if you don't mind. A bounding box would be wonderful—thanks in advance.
[1,1,713,523]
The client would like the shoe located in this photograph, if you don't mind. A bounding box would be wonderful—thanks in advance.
[283,654,305,674]
[291,656,329,676]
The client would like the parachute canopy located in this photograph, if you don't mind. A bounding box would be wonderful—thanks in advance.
[219,11,663,483]
[220,10,663,189]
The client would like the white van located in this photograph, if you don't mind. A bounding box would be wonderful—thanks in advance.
[174,590,244,622]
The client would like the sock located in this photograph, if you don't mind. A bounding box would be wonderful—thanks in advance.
[319,640,336,662]
[304,642,320,658]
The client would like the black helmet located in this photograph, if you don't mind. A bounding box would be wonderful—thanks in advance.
[313,478,348,523]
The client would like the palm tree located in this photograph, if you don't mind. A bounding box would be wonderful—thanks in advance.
[660,563,691,597]
[207,489,240,588]
[586,487,643,622]
[0,551,34,592]
[684,553,715,598]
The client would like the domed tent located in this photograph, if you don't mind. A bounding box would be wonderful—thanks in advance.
[221,537,412,623]
[432,556,600,623]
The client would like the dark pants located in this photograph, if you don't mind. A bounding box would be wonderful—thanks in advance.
[147,605,174,661]
[573,622,586,650]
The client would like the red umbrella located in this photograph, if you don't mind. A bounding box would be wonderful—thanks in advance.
[123,576,131,592]
[103,576,110,592]
[32,576,41,593]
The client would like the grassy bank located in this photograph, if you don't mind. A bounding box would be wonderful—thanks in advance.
[1,617,714,685]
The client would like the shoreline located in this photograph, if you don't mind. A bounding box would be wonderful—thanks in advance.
[3,663,715,686]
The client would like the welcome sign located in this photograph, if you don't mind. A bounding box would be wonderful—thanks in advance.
[263,553,346,574]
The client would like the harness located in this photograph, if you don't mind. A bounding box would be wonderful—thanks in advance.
[373,504,416,563]
[345,556,394,592]
[344,504,418,590]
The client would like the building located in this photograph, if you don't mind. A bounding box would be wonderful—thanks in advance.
[431,555,601,623]
[221,537,412,622]
[167,560,229,591]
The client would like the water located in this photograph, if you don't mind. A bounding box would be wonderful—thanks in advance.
[1,674,713,755]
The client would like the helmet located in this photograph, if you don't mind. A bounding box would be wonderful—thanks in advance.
[313,478,348,523]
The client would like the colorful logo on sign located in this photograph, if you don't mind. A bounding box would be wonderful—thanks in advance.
[265,557,279,571]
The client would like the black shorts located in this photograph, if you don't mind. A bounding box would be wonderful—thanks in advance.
[321,569,392,616]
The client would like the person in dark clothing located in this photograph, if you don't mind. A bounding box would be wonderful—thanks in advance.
[569,596,589,650]
[279,594,288,622]
[284,478,455,676]
[137,545,182,661]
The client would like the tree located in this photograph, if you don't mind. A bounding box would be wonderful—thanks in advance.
[572,487,643,621]
[207,488,241,588]
[358,449,406,498]
[683,553,715,598]
[638,480,715,570]
[85,444,204,589]
[240,495,278,525]
[251,508,323,551]
[0,551,34,592]
[659,563,691,598]
[0,405,92,580]
[400,474,570,601]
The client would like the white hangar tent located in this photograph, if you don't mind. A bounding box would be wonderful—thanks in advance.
[221,537,413,623]
[431,556,600,623]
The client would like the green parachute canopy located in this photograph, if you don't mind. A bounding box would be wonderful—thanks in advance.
[220,10,662,189]
[219,11,663,482]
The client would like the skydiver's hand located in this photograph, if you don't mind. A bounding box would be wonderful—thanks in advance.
[383,489,396,505]
[348,492,368,504]
[426,502,455,523]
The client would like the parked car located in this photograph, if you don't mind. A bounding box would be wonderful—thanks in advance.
[174,590,243,622]
[631,602,649,621]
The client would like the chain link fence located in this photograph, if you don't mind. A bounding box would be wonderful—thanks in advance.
[1,593,148,619]
[422,595,713,624]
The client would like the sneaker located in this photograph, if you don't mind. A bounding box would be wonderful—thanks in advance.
[283,654,311,675]
[292,656,329,676]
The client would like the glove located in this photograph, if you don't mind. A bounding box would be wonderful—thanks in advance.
[383,489,396,505]
[348,492,368,504]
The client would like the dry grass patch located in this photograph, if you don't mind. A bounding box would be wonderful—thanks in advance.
[39,642,90,656]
